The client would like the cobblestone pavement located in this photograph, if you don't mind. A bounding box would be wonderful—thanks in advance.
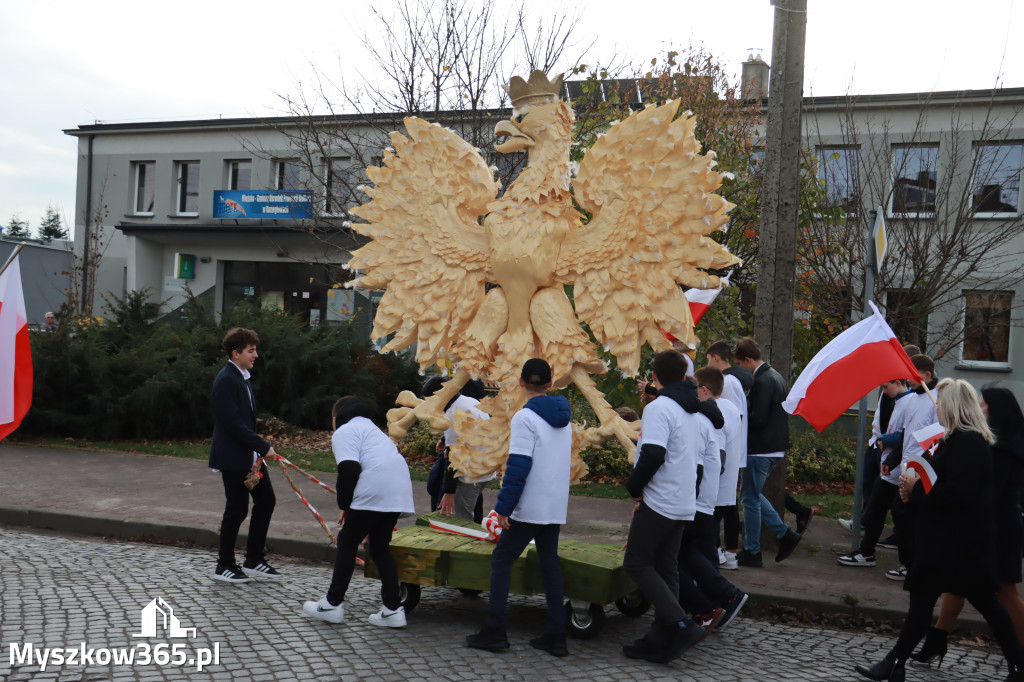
[0,528,1009,681]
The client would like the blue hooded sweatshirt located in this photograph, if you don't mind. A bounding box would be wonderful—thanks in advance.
[494,394,571,517]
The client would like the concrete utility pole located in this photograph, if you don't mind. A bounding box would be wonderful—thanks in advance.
[755,0,807,522]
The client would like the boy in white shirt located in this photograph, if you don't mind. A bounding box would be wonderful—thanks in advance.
[676,367,749,631]
[467,359,572,658]
[302,396,415,627]
[438,379,492,522]
[622,349,706,664]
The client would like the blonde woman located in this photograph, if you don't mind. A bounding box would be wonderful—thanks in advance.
[855,379,1024,682]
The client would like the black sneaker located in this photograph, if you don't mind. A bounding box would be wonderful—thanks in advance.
[530,632,568,657]
[214,563,251,584]
[775,529,802,563]
[659,621,705,663]
[718,591,748,631]
[736,549,763,568]
[877,534,898,549]
[467,627,510,652]
[242,559,283,579]
[622,638,658,660]
[837,552,877,567]
[796,506,816,534]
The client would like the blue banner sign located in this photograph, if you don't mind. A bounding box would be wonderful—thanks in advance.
[213,190,313,219]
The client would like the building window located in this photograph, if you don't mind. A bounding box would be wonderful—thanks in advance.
[817,147,860,215]
[177,162,200,214]
[892,145,938,215]
[228,160,251,191]
[325,158,353,215]
[132,161,155,214]
[885,288,929,351]
[972,143,1021,215]
[276,160,302,191]
[963,291,1013,364]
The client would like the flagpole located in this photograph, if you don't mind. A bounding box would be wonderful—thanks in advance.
[0,242,26,278]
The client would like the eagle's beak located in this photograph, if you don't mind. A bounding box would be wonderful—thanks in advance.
[494,119,534,153]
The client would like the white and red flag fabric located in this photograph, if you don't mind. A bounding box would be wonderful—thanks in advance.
[663,273,731,342]
[0,253,32,441]
[783,301,922,432]
[912,422,945,454]
[904,453,940,493]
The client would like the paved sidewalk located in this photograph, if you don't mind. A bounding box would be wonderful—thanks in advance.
[0,444,988,629]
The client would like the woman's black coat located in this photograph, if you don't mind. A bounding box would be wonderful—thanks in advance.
[905,429,998,597]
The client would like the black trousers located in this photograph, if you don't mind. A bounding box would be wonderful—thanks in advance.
[624,502,687,630]
[714,505,740,551]
[328,509,401,610]
[891,587,1021,667]
[678,512,738,614]
[890,494,916,568]
[218,464,275,566]
[857,478,898,556]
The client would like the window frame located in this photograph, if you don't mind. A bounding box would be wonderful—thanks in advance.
[970,142,1022,219]
[960,290,1014,368]
[227,160,252,191]
[176,161,200,216]
[323,157,354,216]
[131,161,156,216]
[816,146,861,217]
[275,160,302,191]
[890,144,939,218]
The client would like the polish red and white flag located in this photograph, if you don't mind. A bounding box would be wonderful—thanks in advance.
[783,301,921,432]
[905,453,940,493]
[0,253,32,441]
[912,422,945,454]
[684,272,731,326]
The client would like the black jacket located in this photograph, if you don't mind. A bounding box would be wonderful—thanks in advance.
[746,361,790,455]
[208,362,271,471]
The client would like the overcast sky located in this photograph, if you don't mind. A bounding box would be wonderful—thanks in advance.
[0,0,1020,237]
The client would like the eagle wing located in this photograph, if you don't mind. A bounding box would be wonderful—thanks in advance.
[555,100,739,375]
[348,117,498,369]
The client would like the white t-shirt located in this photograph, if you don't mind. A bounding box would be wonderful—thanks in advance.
[332,416,415,515]
[883,389,935,485]
[635,395,701,521]
[443,395,495,483]
[716,398,745,506]
[696,412,722,516]
[507,407,572,525]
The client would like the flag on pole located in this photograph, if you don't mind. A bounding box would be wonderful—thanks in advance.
[782,301,922,432]
[904,453,939,493]
[0,253,32,441]
[684,272,731,326]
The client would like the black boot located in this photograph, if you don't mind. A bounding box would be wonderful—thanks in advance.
[910,626,947,666]
[855,653,906,681]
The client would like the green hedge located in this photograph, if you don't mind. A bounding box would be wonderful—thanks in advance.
[23,290,421,440]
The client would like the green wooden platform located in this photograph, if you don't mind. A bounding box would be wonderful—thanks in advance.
[363,512,637,605]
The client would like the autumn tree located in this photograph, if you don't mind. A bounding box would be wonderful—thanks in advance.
[243,0,588,250]
[801,89,1024,361]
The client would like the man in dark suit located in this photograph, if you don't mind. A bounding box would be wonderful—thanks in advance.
[210,327,281,583]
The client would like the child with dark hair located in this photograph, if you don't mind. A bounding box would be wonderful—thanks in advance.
[302,396,415,627]
[622,349,706,663]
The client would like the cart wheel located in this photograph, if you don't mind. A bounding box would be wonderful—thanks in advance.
[399,583,421,613]
[614,590,651,617]
[564,601,605,640]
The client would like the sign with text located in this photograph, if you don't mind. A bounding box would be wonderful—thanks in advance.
[213,190,313,219]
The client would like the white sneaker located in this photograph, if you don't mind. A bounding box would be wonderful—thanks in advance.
[838,518,853,532]
[302,596,344,624]
[720,550,738,571]
[368,605,407,628]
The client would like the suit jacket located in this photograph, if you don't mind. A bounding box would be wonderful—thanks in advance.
[746,361,791,455]
[208,362,270,471]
